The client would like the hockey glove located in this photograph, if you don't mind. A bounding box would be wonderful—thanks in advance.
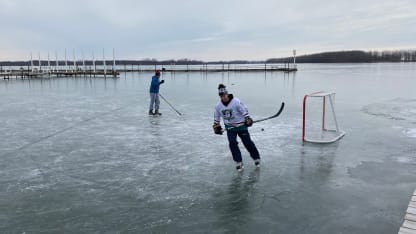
[212,123,223,135]
[244,116,253,127]
[159,80,165,84]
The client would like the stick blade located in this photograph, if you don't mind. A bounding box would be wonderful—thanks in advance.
[253,102,285,123]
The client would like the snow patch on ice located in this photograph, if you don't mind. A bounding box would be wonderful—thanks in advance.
[395,156,414,164]
[362,98,416,122]
[403,128,416,138]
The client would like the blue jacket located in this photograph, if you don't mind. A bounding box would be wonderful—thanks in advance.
[149,75,162,93]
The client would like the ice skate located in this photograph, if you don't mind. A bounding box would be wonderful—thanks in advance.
[236,162,244,172]
[254,159,260,168]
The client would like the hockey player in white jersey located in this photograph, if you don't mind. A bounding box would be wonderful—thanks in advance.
[213,84,260,171]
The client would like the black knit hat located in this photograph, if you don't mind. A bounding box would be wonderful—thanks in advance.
[218,84,228,96]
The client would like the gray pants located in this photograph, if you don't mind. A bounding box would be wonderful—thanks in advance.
[149,93,160,111]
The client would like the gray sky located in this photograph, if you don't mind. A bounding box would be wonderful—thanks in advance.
[1,0,415,61]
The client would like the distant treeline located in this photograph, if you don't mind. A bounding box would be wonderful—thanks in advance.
[266,50,416,63]
[1,50,415,66]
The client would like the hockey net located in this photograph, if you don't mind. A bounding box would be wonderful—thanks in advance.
[302,91,345,143]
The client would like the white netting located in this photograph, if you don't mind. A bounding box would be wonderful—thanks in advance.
[303,92,345,143]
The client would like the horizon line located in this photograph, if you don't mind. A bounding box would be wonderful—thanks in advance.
[1,49,416,63]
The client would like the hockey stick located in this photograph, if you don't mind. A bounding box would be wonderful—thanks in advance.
[252,102,285,124]
[223,102,285,131]
[159,93,183,116]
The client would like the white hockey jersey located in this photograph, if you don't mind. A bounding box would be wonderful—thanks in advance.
[214,95,249,128]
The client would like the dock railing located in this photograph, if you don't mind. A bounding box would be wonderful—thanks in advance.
[0,62,297,79]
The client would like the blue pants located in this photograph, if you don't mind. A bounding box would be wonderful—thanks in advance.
[227,129,260,163]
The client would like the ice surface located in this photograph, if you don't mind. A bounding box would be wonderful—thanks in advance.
[1,63,416,233]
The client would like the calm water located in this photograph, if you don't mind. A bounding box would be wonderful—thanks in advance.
[0,63,415,233]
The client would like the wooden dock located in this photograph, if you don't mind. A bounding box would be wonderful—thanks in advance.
[0,70,120,79]
[114,63,297,73]
[158,67,297,73]
[0,63,297,80]
[399,189,416,234]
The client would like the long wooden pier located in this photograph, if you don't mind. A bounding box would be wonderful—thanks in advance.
[159,67,297,73]
[125,63,297,73]
[399,189,416,233]
[0,63,297,80]
[1,48,298,80]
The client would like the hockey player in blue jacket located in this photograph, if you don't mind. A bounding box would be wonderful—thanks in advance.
[149,70,165,115]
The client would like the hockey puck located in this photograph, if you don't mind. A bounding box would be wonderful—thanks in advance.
[261,128,264,131]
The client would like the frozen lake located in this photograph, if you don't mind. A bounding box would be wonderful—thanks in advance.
[1,63,416,233]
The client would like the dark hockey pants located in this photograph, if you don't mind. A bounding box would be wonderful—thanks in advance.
[226,129,260,163]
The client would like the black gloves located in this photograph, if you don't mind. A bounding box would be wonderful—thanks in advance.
[159,80,165,84]
[212,123,223,135]
[244,116,253,127]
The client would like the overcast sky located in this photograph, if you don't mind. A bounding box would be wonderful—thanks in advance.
[1,0,415,61]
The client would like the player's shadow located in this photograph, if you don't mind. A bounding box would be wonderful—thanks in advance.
[212,169,261,231]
